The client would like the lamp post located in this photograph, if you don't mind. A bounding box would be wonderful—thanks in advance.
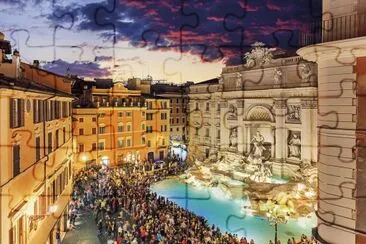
[266,202,290,244]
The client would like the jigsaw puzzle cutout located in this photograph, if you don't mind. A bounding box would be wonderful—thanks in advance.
[2,0,366,242]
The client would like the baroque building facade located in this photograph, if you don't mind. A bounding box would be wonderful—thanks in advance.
[188,49,318,177]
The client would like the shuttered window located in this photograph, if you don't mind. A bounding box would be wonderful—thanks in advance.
[36,137,41,161]
[13,144,20,177]
[47,132,52,154]
[56,129,59,148]
[10,98,24,128]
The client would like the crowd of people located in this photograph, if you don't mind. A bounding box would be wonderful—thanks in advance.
[68,160,316,244]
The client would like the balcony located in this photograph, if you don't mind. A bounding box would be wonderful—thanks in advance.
[300,12,366,46]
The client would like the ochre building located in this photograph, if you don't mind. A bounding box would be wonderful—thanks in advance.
[72,78,170,169]
[0,33,73,244]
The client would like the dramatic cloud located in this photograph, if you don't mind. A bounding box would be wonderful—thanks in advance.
[42,59,111,78]
[47,0,321,65]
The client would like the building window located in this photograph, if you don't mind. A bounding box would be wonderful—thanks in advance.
[12,144,20,177]
[161,113,167,120]
[182,118,185,123]
[176,118,179,124]
[47,132,52,154]
[118,124,124,132]
[98,113,105,118]
[206,102,210,111]
[205,128,210,137]
[97,141,105,150]
[127,124,131,131]
[98,126,106,134]
[118,112,123,117]
[146,126,153,133]
[92,128,97,134]
[92,117,97,122]
[127,138,131,147]
[162,139,165,145]
[176,108,179,113]
[195,128,199,136]
[161,125,167,132]
[217,103,220,112]
[146,113,153,120]
[142,112,145,117]
[36,136,41,161]
[117,138,124,148]
[147,140,151,147]
[142,137,146,144]
[63,127,66,143]
[126,111,131,117]
[177,127,179,132]
[170,128,173,132]
[217,129,221,139]
[92,143,97,151]
[79,117,84,122]
[79,144,84,152]
[141,124,145,130]
[79,128,84,135]
[195,102,199,110]
[56,129,59,148]
[10,98,25,128]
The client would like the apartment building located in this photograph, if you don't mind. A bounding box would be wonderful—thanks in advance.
[151,82,190,143]
[72,78,170,169]
[0,33,73,244]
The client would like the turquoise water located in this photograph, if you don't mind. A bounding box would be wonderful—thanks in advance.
[151,179,316,244]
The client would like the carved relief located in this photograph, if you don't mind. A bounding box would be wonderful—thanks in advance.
[286,105,301,123]
[301,99,317,109]
[299,63,313,83]
[227,104,238,120]
[273,99,287,109]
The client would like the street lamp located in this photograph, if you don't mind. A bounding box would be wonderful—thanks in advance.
[266,202,290,244]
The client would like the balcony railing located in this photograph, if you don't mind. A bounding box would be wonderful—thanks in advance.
[300,12,366,46]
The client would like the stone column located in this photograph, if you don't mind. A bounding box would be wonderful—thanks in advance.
[300,98,317,163]
[274,99,287,161]
[237,100,245,154]
[298,37,366,244]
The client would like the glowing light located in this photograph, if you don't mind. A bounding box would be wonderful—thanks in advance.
[81,155,87,162]
[48,205,57,213]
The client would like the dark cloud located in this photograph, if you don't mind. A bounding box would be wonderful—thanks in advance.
[48,0,322,65]
[42,59,111,77]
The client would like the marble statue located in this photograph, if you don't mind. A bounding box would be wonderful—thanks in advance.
[244,42,277,68]
[236,73,242,88]
[273,67,283,85]
[251,131,266,158]
[288,134,301,158]
[229,127,238,148]
[299,63,313,83]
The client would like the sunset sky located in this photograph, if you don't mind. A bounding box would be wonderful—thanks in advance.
[0,0,321,83]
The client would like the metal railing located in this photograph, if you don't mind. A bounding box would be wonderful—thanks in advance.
[300,12,366,46]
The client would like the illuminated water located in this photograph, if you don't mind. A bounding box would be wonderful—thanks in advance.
[151,179,316,244]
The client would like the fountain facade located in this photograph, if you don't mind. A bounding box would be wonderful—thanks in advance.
[187,43,318,179]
